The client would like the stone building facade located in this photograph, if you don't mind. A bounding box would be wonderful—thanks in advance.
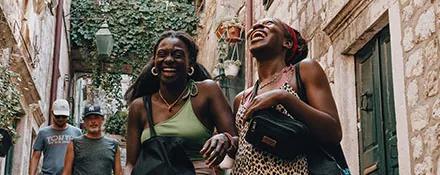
[196,0,440,174]
[0,0,72,174]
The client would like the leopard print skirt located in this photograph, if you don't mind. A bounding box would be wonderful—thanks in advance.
[231,83,309,175]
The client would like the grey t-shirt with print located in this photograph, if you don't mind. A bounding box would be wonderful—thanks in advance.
[33,124,82,175]
[72,135,119,175]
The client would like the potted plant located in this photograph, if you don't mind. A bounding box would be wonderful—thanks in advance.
[215,17,243,43]
[216,40,241,78]
[223,59,241,78]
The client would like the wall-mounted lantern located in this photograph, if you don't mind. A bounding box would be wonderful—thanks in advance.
[95,23,114,57]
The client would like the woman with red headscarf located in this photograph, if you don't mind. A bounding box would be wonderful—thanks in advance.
[230,18,344,174]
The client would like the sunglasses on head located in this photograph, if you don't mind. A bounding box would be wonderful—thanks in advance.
[54,115,68,119]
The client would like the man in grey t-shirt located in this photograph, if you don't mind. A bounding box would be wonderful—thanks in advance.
[29,99,82,175]
[63,104,122,175]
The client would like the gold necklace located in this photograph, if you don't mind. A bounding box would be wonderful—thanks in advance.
[258,65,293,90]
[158,86,188,112]
[258,71,283,90]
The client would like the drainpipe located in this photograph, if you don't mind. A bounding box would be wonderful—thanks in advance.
[48,0,64,125]
[245,0,253,88]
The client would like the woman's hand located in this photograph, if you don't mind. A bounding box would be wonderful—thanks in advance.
[243,89,290,121]
[200,133,231,167]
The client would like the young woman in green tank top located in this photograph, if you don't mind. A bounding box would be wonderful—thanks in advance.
[125,31,238,175]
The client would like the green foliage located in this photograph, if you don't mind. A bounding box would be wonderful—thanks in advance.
[71,0,198,106]
[91,71,124,109]
[104,110,128,135]
[0,66,23,140]
[67,116,76,126]
[70,0,198,72]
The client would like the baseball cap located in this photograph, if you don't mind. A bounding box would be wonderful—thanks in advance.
[83,105,104,118]
[53,99,70,116]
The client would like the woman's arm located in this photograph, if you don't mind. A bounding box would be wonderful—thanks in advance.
[200,80,237,166]
[292,59,342,144]
[114,146,122,175]
[125,98,144,174]
[244,60,342,144]
[225,91,246,159]
[207,80,236,135]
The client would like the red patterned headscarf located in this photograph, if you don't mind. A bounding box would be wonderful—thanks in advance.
[282,22,300,64]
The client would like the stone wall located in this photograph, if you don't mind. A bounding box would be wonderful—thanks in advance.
[0,0,72,174]
[401,0,440,174]
[2,0,53,116]
[197,0,440,174]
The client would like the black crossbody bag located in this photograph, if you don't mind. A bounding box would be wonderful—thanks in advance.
[245,64,350,175]
[244,79,311,160]
[131,95,195,175]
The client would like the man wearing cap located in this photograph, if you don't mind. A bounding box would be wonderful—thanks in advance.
[62,104,122,175]
[30,99,82,175]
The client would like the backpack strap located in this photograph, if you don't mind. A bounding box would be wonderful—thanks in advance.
[143,95,157,137]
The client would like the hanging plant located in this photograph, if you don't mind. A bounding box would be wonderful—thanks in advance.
[215,17,243,43]
[214,17,244,79]
[223,44,241,78]
[215,36,242,79]
[0,66,24,143]
[223,60,241,78]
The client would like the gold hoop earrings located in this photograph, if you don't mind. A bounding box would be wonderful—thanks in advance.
[188,67,194,76]
[151,67,159,76]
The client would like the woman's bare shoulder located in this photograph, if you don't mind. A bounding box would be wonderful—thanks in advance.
[128,97,145,115]
[298,58,327,81]
[296,58,331,91]
[195,79,218,88]
[194,79,223,94]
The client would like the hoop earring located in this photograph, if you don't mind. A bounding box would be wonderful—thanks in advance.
[151,67,159,76]
[188,67,194,76]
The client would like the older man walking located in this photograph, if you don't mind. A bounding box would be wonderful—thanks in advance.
[62,104,122,175]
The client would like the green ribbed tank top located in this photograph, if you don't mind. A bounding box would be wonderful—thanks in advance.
[140,98,212,161]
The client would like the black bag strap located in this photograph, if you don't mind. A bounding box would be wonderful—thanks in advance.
[143,95,157,137]
[295,63,307,102]
[250,80,260,100]
[142,95,174,168]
